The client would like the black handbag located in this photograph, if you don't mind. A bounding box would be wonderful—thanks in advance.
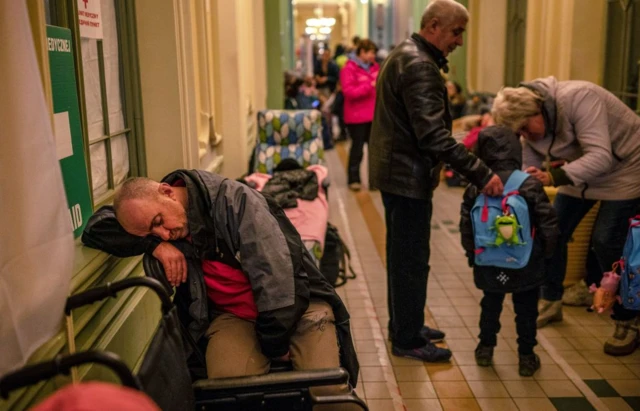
[320,223,356,287]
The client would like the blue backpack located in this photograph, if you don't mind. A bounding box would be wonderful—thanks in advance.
[621,215,640,310]
[471,170,534,269]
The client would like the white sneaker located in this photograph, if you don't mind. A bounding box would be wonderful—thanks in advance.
[562,279,593,307]
[537,299,563,328]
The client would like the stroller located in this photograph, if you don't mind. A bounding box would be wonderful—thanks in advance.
[1,270,368,410]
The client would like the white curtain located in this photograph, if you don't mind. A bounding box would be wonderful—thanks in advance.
[0,1,74,375]
[81,0,128,198]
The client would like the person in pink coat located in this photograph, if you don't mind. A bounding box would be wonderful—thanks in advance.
[340,39,380,191]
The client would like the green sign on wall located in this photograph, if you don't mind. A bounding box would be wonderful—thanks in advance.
[47,25,92,238]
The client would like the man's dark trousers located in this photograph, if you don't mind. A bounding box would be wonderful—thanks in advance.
[382,190,433,349]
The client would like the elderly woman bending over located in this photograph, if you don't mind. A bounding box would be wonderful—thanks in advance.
[492,76,640,357]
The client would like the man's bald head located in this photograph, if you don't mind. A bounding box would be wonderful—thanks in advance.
[421,0,469,29]
[113,177,160,218]
[113,177,189,241]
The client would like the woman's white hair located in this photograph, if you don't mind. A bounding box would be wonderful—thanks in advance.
[492,87,543,132]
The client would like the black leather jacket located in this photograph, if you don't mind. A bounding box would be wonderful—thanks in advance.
[369,33,493,199]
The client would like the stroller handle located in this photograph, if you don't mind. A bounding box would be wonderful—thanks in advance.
[0,351,141,399]
[65,277,173,315]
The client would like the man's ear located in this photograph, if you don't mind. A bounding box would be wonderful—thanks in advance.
[158,182,175,199]
[427,17,440,32]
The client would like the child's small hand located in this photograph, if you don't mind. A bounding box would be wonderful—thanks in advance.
[525,167,552,186]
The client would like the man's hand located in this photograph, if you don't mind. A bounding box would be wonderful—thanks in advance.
[481,174,504,196]
[525,166,552,186]
[152,242,187,287]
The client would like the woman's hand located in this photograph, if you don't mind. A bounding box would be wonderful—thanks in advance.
[525,166,552,186]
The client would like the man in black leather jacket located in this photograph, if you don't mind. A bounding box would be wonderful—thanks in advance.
[369,0,503,362]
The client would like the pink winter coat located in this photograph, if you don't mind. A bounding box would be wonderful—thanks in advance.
[340,59,379,125]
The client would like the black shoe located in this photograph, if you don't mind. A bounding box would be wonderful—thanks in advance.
[474,343,494,367]
[422,326,445,342]
[392,343,452,363]
[388,326,446,343]
[518,353,540,376]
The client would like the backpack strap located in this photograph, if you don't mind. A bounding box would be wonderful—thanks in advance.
[503,170,530,194]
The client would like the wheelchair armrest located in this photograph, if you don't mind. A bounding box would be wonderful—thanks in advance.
[193,367,348,394]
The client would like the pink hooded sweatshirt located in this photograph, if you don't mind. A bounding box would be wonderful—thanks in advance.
[340,59,379,125]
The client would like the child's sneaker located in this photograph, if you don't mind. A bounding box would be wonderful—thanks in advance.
[474,343,494,366]
[518,353,540,376]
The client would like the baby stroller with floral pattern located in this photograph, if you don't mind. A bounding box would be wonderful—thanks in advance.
[253,109,325,175]
[249,109,330,266]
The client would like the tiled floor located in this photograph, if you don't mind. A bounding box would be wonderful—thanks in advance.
[326,144,640,411]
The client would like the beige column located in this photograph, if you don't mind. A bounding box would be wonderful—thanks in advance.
[466,0,507,93]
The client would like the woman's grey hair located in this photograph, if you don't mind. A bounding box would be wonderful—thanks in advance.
[421,0,469,29]
[492,87,544,132]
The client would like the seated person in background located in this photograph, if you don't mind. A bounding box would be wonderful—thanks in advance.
[460,126,559,376]
[462,106,494,152]
[285,76,321,110]
[463,92,492,116]
[446,81,466,120]
[82,170,360,409]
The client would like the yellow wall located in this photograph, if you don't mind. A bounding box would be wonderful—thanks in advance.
[466,0,507,93]
[524,0,606,84]
[135,0,267,181]
[569,0,607,84]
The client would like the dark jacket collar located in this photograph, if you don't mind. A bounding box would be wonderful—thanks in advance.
[411,33,449,73]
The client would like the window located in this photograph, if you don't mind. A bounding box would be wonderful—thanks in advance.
[604,0,640,113]
[48,0,145,206]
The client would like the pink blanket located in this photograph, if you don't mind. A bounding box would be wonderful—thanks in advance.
[244,165,329,249]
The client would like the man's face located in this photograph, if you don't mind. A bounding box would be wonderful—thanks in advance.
[431,18,467,57]
[117,184,189,241]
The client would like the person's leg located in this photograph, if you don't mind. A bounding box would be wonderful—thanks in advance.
[538,194,595,327]
[346,123,367,186]
[383,193,396,334]
[478,291,505,348]
[541,194,596,301]
[512,288,539,355]
[290,300,360,411]
[513,287,541,376]
[381,192,431,349]
[205,313,270,378]
[476,291,505,366]
[591,198,640,276]
[591,197,640,355]
[362,122,373,189]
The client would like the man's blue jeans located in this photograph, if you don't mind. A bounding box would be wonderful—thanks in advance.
[542,193,640,320]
